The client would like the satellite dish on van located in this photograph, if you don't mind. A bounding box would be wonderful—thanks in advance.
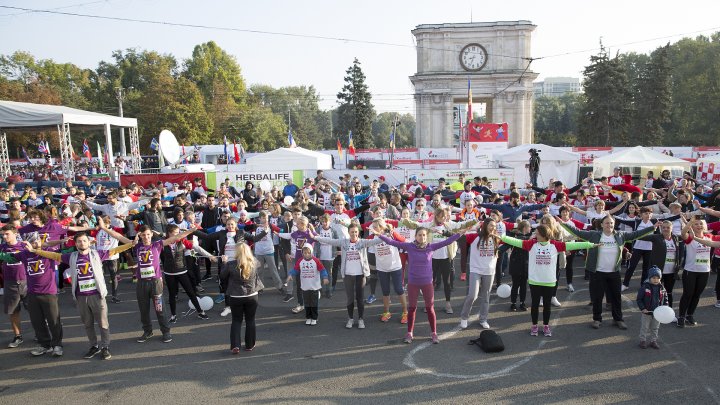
[159,130,180,165]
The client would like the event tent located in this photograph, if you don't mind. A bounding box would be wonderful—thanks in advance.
[696,153,720,183]
[493,143,579,187]
[592,146,691,178]
[243,147,333,170]
[0,100,141,178]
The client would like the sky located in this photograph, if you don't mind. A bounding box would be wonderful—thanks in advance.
[2,0,720,115]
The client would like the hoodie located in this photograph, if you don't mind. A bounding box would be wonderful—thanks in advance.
[636,266,668,313]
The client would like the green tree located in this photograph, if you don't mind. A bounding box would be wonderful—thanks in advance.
[225,104,286,152]
[631,45,672,145]
[533,94,581,146]
[372,112,415,148]
[578,48,632,146]
[336,58,375,149]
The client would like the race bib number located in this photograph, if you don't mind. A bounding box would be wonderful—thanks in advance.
[79,279,97,293]
[696,258,710,265]
[665,257,674,263]
[140,266,156,279]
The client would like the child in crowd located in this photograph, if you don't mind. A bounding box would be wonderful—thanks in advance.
[636,266,667,349]
[287,246,328,325]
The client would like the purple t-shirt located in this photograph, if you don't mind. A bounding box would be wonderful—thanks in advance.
[135,240,163,280]
[60,250,110,296]
[292,230,315,261]
[14,250,57,295]
[19,220,68,252]
[0,242,26,283]
[378,233,461,285]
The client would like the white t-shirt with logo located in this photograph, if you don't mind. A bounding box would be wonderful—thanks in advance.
[597,233,619,273]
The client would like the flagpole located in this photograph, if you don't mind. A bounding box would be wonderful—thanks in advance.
[390,114,398,169]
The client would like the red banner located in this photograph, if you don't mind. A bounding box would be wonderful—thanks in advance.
[120,172,206,189]
[468,123,508,143]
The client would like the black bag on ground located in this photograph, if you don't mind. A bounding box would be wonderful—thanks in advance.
[468,330,505,353]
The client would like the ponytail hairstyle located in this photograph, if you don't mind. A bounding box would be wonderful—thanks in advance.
[235,243,257,280]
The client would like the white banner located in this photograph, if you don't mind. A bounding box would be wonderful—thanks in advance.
[468,142,506,168]
[418,148,459,160]
[208,170,303,192]
[407,168,515,190]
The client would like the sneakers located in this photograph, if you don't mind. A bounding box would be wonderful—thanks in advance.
[197,311,209,320]
[162,334,173,343]
[221,307,232,317]
[479,321,490,329]
[400,312,408,324]
[715,300,720,308]
[460,319,468,329]
[518,303,527,312]
[231,347,240,354]
[648,341,660,349]
[567,284,575,292]
[510,303,517,312]
[244,346,254,352]
[591,320,601,329]
[111,296,121,303]
[431,332,439,344]
[201,274,212,281]
[310,319,317,326]
[460,273,467,281]
[358,319,366,329]
[100,347,112,360]
[282,294,294,303]
[530,325,539,336]
[137,332,154,343]
[639,340,647,349]
[550,297,562,307]
[543,325,552,337]
[215,295,225,304]
[444,302,453,314]
[169,315,178,324]
[614,320,628,330]
[686,315,697,326]
[403,333,413,344]
[621,284,629,292]
[380,312,392,322]
[345,318,354,329]
[366,294,377,304]
[196,285,205,293]
[84,346,100,359]
[539,297,543,306]
[52,345,63,357]
[31,346,52,356]
[8,335,23,348]
[305,319,312,325]
[677,317,685,328]
[291,305,304,314]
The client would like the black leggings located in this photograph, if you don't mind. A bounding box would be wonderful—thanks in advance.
[661,273,677,308]
[678,271,709,318]
[510,273,527,304]
[566,251,576,284]
[331,256,341,287]
[344,275,366,319]
[624,249,652,287]
[165,273,202,316]
[432,258,453,301]
[530,284,554,325]
[185,256,201,287]
[102,259,118,297]
[228,295,257,350]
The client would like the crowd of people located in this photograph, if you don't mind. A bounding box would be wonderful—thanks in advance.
[1,166,719,358]
[9,156,133,182]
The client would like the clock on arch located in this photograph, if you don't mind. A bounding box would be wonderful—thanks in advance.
[459,43,488,71]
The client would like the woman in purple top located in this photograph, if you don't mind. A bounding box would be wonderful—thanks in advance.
[372,227,466,344]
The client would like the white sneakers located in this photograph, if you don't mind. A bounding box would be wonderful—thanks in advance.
[345,319,354,329]
[479,321,490,329]
[310,319,317,326]
[460,319,468,329]
[621,285,629,292]
[358,319,366,329]
[551,297,562,307]
[714,300,720,308]
[305,319,312,325]
[220,307,232,317]
[567,284,575,292]
[445,302,453,314]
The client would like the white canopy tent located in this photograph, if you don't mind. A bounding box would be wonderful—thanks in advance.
[592,146,691,178]
[493,143,580,187]
[243,147,332,171]
[0,100,141,179]
[696,153,720,184]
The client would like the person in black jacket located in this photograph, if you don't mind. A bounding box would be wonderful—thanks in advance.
[639,220,683,308]
[220,243,263,354]
[198,195,223,281]
[127,198,168,239]
[241,182,258,211]
[636,266,667,349]
[508,221,532,312]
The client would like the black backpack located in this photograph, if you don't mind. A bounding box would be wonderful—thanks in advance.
[468,330,505,353]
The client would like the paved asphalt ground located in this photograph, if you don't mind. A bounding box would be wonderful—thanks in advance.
[1,257,719,404]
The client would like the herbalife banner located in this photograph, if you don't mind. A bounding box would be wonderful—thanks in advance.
[206,170,304,192]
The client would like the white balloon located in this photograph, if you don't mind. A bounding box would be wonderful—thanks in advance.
[200,296,214,311]
[260,180,272,191]
[496,283,511,299]
[653,305,675,324]
[283,196,294,205]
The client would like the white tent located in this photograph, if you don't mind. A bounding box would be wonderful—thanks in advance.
[592,146,691,178]
[243,147,332,170]
[696,153,720,184]
[493,143,579,187]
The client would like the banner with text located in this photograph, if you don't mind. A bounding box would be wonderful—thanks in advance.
[206,170,304,192]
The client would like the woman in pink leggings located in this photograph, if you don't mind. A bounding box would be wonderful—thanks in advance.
[374,227,464,344]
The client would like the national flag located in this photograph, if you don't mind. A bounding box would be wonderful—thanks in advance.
[150,137,159,151]
[467,78,473,126]
[348,130,356,158]
[45,141,51,157]
[82,139,92,159]
[389,128,396,149]
[70,144,80,161]
[96,141,104,171]
[238,141,245,160]
[104,143,110,164]
[337,139,343,158]
[38,141,48,154]
[288,129,297,148]
[21,147,32,164]
[182,144,187,164]
[223,135,228,160]
[233,140,240,163]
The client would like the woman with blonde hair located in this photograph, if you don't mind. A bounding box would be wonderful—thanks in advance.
[220,243,263,354]
[538,215,565,307]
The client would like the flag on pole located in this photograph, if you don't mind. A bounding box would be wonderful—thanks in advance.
[223,135,229,161]
[348,131,356,158]
[82,139,92,159]
[104,143,109,165]
[337,139,343,158]
[182,144,187,164]
[70,143,80,161]
[238,141,245,161]
[389,128,396,149]
[96,141,104,171]
[38,141,48,154]
[150,137,159,151]
[233,139,240,163]
[467,78,473,127]
[21,147,32,164]
[288,129,297,148]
